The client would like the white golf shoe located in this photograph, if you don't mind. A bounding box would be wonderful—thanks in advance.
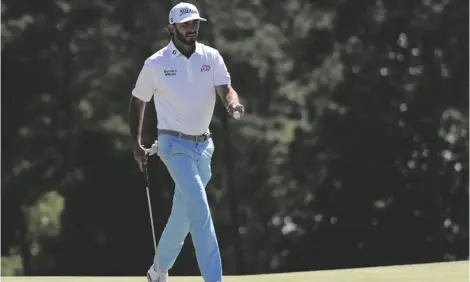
[147,265,168,282]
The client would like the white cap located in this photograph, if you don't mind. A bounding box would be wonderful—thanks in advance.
[169,2,207,24]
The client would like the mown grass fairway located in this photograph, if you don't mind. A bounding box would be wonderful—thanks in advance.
[3,261,468,282]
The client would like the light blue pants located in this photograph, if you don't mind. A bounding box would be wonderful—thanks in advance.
[153,132,222,282]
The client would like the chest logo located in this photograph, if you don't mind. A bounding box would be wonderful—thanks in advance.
[200,65,211,72]
[164,69,177,76]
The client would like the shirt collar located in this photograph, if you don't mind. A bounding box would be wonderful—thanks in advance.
[168,40,203,58]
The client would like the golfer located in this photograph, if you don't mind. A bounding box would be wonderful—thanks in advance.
[128,2,244,282]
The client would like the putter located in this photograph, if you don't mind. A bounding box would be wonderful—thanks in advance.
[143,153,160,273]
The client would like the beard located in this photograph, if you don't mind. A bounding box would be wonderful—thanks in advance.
[174,27,197,45]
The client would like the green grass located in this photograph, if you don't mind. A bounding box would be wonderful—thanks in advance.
[3,261,468,282]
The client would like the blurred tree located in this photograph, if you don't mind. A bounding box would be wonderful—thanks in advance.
[1,0,467,277]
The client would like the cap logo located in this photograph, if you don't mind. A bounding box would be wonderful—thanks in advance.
[179,8,197,16]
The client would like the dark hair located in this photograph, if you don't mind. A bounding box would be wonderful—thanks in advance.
[165,25,174,40]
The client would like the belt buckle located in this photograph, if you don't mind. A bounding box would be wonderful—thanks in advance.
[196,134,207,143]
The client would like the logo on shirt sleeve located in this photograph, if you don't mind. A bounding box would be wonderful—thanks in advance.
[200,65,211,72]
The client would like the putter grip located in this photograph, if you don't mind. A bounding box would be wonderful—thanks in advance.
[148,141,159,156]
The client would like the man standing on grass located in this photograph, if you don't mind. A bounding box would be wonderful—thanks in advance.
[128,2,244,282]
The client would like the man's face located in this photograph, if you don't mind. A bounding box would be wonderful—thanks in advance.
[172,20,200,45]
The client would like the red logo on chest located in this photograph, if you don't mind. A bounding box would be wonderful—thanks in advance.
[200,65,211,72]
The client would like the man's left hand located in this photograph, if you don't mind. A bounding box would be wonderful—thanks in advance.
[228,102,245,118]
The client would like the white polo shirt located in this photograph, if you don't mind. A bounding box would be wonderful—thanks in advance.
[132,40,231,136]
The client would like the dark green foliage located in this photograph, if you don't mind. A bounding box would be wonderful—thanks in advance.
[2,0,468,276]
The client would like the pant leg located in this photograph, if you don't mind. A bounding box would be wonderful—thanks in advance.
[197,139,214,187]
[193,139,222,281]
[152,134,190,271]
[157,135,222,282]
[154,185,189,271]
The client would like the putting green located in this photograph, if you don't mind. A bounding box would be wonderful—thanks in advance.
[3,261,468,282]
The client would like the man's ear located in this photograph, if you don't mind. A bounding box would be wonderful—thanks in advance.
[167,24,175,34]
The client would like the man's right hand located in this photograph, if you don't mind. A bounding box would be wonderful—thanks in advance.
[131,142,148,172]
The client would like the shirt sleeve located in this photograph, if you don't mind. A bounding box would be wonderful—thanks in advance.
[132,61,156,102]
[213,51,231,86]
